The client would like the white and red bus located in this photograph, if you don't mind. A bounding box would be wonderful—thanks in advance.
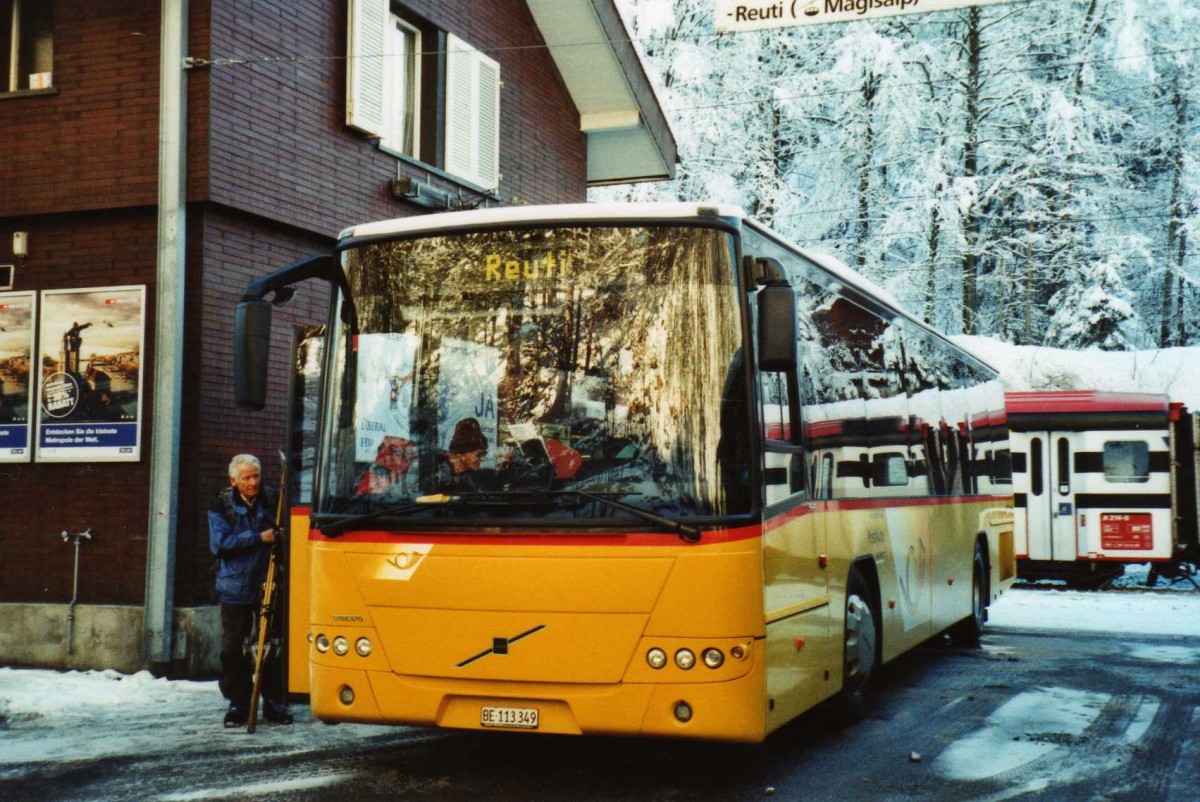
[1006,390,1200,587]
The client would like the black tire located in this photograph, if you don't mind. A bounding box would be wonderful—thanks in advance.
[838,566,879,717]
[949,539,987,647]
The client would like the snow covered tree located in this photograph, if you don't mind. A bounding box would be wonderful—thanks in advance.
[600,0,1198,347]
[1044,255,1137,350]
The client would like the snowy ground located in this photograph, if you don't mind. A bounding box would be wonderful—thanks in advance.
[2,583,1197,790]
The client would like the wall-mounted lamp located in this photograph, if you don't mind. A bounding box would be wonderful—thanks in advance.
[12,232,28,258]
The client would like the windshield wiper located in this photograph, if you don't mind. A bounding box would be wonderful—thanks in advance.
[553,490,701,543]
[316,497,440,537]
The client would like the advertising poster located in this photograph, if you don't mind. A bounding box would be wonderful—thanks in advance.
[36,286,145,462]
[0,292,36,462]
[355,332,420,463]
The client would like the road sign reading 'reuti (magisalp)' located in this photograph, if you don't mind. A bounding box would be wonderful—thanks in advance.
[715,0,1019,32]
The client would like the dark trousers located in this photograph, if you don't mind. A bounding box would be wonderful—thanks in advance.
[219,603,283,707]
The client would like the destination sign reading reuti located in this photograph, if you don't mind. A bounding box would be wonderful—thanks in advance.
[715,0,1018,32]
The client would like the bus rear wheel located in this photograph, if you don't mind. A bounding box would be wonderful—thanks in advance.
[839,566,878,716]
[949,540,987,648]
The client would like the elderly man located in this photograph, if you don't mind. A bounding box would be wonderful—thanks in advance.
[208,453,292,727]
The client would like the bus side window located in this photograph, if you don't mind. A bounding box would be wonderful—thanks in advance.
[1030,437,1044,496]
[1056,437,1070,495]
[760,367,804,503]
[759,372,791,441]
[1102,441,1150,483]
[872,452,909,487]
[992,448,1012,485]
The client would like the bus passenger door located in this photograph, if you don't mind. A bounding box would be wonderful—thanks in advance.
[758,354,832,724]
[1025,432,1077,561]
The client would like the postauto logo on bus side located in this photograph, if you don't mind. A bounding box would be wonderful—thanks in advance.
[483,250,573,283]
[386,544,432,580]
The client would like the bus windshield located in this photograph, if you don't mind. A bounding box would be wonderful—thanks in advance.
[315,223,751,529]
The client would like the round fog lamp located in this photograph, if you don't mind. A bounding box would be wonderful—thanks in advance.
[339,685,355,705]
[646,648,667,669]
[702,648,725,669]
[333,636,350,656]
[673,701,693,722]
[355,637,372,657]
[315,634,330,653]
[675,649,696,670]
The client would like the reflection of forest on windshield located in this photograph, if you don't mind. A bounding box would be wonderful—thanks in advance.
[318,225,749,525]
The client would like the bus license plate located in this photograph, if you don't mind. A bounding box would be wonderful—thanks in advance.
[481,705,539,729]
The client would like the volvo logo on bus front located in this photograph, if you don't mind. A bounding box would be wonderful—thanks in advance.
[456,625,547,667]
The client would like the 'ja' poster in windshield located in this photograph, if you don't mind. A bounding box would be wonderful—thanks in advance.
[35,286,145,462]
[0,291,36,462]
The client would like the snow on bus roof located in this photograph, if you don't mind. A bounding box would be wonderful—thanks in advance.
[1004,390,1171,415]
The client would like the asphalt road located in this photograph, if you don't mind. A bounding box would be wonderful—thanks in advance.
[9,600,1199,802]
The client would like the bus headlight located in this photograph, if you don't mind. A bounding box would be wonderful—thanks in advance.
[355,637,372,657]
[339,685,355,705]
[315,634,330,653]
[702,648,725,669]
[332,636,350,656]
[646,648,667,669]
[675,649,696,670]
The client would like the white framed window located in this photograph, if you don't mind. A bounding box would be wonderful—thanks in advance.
[2,0,54,93]
[385,15,421,157]
[347,4,499,191]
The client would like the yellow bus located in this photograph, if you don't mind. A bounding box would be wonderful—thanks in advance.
[235,203,1015,742]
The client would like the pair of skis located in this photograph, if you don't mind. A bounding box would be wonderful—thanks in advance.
[247,451,287,734]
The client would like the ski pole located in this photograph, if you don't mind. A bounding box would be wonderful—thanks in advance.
[248,452,287,733]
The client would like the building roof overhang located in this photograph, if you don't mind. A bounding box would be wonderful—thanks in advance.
[526,0,677,186]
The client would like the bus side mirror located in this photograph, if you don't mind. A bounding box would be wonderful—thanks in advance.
[757,283,797,372]
[234,298,272,410]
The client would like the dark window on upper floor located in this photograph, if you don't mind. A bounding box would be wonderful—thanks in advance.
[347,1,500,192]
[2,0,53,94]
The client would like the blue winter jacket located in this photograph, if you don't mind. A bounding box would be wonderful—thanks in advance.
[208,488,277,605]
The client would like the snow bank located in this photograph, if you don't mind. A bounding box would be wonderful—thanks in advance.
[988,589,1200,637]
[953,336,1200,408]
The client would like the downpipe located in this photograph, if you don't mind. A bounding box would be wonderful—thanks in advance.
[61,528,93,655]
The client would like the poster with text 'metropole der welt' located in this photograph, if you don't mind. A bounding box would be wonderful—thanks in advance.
[35,285,145,463]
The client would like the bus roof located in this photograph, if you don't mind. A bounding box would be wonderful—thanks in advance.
[1005,390,1171,416]
[338,202,746,241]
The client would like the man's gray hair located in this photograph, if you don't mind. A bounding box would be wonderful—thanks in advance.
[228,453,261,478]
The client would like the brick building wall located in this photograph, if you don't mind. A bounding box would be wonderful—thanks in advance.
[174,207,333,607]
[0,0,597,665]
[0,207,156,605]
[0,0,160,219]
[203,0,587,235]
